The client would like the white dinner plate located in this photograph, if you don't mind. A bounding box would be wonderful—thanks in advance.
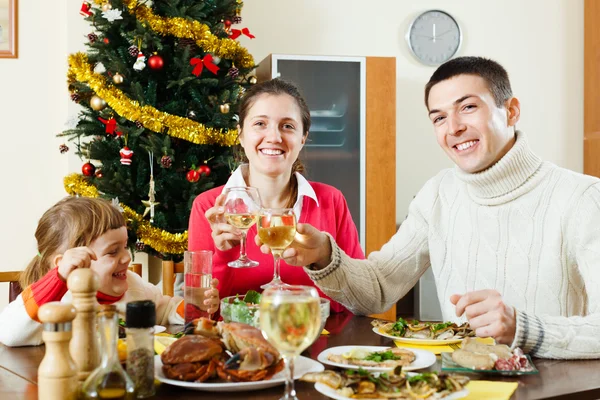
[372,326,464,346]
[155,355,324,392]
[314,382,469,400]
[317,345,436,372]
[153,325,166,334]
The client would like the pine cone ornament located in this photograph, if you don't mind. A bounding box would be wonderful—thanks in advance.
[70,92,81,102]
[228,67,240,79]
[128,45,139,57]
[59,144,69,154]
[88,33,98,43]
[160,155,173,169]
[135,240,146,252]
[232,15,242,24]
[177,38,196,49]
[135,121,143,129]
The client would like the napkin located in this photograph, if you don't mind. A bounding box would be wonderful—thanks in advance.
[394,337,495,354]
[463,380,519,400]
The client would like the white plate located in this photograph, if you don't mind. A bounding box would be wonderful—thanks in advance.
[317,345,436,372]
[372,326,464,346]
[154,325,166,334]
[315,382,469,400]
[155,354,324,392]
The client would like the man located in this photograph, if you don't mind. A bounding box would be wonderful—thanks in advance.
[258,56,600,359]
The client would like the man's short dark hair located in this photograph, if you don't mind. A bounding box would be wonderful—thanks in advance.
[424,56,513,109]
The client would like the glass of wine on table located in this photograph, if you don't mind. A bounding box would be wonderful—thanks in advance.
[223,186,262,268]
[258,208,297,289]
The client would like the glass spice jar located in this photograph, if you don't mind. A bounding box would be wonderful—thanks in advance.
[126,300,156,398]
[81,304,136,400]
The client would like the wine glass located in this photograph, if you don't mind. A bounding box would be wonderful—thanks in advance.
[223,187,262,268]
[260,285,321,400]
[258,208,296,289]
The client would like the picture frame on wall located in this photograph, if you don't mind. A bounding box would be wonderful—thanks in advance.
[0,0,17,58]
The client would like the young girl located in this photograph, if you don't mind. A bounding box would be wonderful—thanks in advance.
[0,196,219,347]
[189,78,365,312]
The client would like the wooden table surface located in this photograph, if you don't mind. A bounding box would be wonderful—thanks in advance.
[1,313,600,399]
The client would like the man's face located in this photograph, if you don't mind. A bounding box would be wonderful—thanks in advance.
[427,74,519,173]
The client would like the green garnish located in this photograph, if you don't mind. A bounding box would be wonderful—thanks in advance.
[243,290,262,304]
[431,321,453,332]
[365,350,401,362]
[118,318,126,327]
[408,372,437,383]
[390,317,409,336]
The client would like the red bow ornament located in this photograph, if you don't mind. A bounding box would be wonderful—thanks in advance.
[80,1,93,17]
[229,28,255,40]
[98,117,123,137]
[190,55,220,77]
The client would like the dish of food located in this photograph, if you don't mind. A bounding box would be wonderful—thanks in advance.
[303,368,469,400]
[317,345,436,372]
[441,338,538,376]
[156,354,324,392]
[220,291,262,327]
[372,318,474,345]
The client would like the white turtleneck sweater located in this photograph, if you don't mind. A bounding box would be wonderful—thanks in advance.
[306,132,600,359]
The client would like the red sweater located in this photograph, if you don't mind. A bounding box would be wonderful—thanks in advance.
[188,182,365,313]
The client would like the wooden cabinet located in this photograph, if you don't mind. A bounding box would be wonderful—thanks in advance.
[257,55,397,320]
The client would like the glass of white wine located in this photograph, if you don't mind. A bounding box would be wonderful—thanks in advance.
[258,208,296,289]
[260,285,321,400]
[223,186,262,268]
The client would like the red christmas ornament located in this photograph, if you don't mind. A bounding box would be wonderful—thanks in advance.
[186,168,200,183]
[80,1,93,17]
[82,162,96,177]
[224,19,232,28]
[148,54,164,70]
[95,169,104,178]
[197,164,211,177]
[103,38,110,44]
[120,147,134,165]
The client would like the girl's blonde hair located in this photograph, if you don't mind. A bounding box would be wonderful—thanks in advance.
[20,196,126,288]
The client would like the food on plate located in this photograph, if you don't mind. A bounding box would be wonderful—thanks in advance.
[372,318,475,340]
[163,318,284,382]
[302,367,469,399]
[327,347,416,369]
[451,338,534,372]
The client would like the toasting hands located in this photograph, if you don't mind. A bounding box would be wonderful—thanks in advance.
[255,223,332,268]
[204,194,243,251]
[451,289,517,345]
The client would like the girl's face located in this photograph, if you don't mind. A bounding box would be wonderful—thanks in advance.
[239,93,307,178]
[89,227,131,297]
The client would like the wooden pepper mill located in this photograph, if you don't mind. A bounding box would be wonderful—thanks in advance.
[38,301,78,400]
[67,268,100,381]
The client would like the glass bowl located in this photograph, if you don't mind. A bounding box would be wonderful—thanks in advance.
[220,295,330,334]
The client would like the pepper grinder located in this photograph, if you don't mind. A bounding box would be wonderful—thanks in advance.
[38,301,78,400]
[68,268,100,381]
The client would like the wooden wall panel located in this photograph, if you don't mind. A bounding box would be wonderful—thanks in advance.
[585,0,600,177]
[366,57,397,321]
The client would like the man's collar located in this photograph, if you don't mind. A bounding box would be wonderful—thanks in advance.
[223,165,319,207]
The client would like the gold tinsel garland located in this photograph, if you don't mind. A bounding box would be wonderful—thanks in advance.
[121,0,254,69]
[64,174,188,254]
[68,53,239,146]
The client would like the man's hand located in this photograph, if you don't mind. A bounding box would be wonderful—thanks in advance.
[255,223,332,268]
[450,289,517,345]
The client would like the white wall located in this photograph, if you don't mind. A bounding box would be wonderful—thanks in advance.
[0,0,583,309]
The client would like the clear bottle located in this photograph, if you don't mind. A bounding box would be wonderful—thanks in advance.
[125,300,156,398]
[81,305,136,400]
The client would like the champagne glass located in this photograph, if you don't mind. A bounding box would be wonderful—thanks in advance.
[224,187,262,268]
[260,286,321,400]
[258,208,296,289]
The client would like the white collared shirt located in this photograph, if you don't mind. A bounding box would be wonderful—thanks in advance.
[222,165,319,219]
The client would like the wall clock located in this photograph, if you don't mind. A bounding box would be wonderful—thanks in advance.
[407,10,462,66]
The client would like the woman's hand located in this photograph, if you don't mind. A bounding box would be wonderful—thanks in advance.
[56,247,97,281]
[205,194,243,251]
[203,278,220,315]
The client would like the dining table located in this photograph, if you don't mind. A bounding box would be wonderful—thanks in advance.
[1,313,600,400]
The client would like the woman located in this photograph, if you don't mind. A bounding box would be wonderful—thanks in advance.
[188,78,363,313]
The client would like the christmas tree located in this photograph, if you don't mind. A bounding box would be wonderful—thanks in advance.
[60,0,256,259]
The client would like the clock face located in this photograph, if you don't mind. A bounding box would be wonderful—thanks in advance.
[407,10,462,66]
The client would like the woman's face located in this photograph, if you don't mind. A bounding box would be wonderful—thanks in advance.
[239,93,307,178]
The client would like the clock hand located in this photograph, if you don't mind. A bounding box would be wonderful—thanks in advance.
[436,29,453,37]
[432,23,436,43]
